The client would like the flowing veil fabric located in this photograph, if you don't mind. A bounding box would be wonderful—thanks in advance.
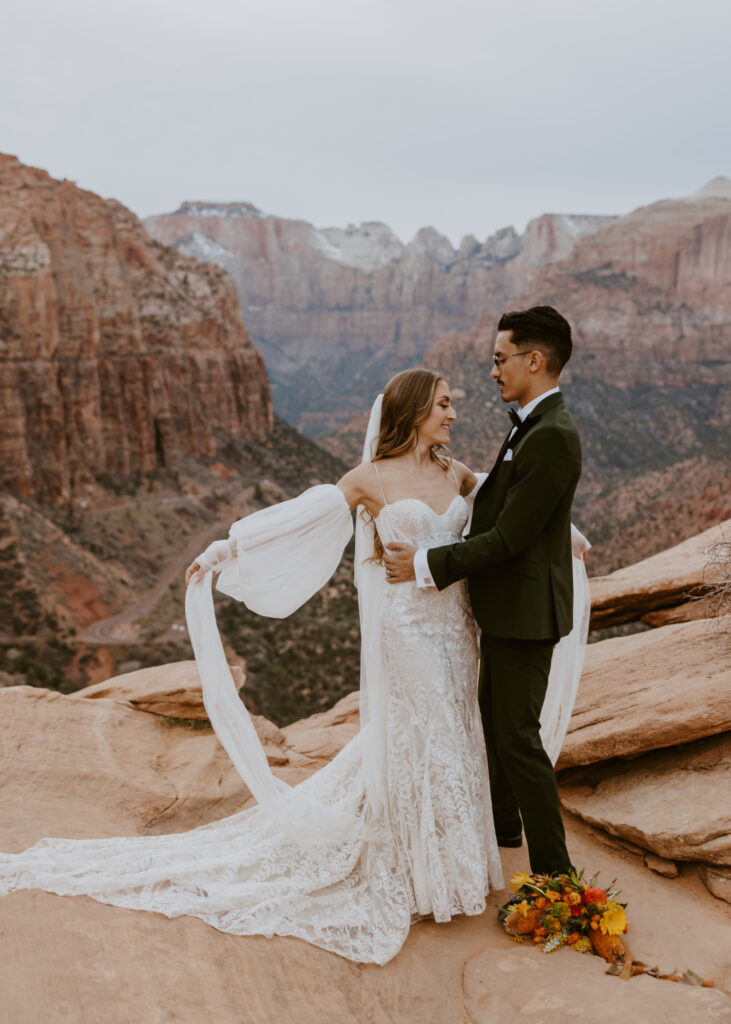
[183,393,392,855]
[186,484,368,856]
[541,550,591,764]
[353,394,391,831]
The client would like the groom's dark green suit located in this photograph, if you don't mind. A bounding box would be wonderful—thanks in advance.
[426,391,581,874]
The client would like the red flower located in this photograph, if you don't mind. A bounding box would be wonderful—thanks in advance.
[570,906,581,917]
[582,887,607,905]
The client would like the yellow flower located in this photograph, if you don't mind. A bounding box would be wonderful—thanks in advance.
[600,903,627,936]
[566,891,582,906]
[514,900,531,917]
[510,871,532,891]
[546,889,563,902]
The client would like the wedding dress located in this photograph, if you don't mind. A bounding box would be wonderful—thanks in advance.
[0,411,590,965]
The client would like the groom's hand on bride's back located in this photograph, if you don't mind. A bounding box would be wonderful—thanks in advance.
[384,543,417,583]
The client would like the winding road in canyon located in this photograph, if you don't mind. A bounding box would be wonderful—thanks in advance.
[81,486,255,645]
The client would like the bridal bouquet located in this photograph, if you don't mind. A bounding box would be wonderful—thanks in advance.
[499,869,628,963]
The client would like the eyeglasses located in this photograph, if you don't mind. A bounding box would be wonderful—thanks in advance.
[492,350,533,369]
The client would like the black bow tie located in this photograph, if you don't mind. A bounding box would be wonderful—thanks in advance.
[508,408,522,429]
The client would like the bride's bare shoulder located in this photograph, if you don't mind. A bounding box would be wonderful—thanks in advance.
[452,459,478,495]
[336,463,381,512]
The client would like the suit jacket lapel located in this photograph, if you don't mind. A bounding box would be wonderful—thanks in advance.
[476,393,566,508]
[486,428,514,478]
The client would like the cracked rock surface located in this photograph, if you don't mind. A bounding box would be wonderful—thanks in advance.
[1,665,730,1022]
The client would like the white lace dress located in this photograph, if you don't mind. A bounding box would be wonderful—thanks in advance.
[0,493,505,966]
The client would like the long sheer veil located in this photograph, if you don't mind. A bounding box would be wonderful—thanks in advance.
[353,394,390,830]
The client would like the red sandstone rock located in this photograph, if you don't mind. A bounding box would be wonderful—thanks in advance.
[558,615,731,769]
[588,519,730,629]
[560,732,731,866]
[0,155,273,506]
[1,674,730,1019]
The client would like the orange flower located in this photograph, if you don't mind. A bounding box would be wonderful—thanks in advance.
[534,896,548,910]
[546,890,563,902]
[567,931,580,944]
[589,929,625,965]
[566,891,582,906]
[582,887,607,905]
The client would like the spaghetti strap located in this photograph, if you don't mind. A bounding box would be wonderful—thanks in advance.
[372,462,388,506]
[448,461,460,492]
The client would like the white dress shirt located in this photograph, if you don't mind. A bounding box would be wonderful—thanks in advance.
[413,387,561,588]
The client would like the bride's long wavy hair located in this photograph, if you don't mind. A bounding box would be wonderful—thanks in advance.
[366,367,452,563]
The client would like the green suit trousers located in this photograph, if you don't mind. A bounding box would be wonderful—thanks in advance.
[479,632,571,875]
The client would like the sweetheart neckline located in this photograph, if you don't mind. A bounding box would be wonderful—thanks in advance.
[375,494,467,522]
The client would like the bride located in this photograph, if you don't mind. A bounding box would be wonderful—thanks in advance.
[0,368,589,966]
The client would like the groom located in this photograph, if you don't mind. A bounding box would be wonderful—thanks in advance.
[384,305,580,876]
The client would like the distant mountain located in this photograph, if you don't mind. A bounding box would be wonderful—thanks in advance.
[419,181,731,572]
[144,202,616,434]
[144,182,731,572]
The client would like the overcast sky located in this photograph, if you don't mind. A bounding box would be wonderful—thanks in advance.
[3,0,730,245]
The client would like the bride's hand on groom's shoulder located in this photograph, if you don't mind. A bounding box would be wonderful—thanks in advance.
[384,542,417,583]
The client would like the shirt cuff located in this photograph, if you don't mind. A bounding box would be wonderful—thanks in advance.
[414,548,436,588]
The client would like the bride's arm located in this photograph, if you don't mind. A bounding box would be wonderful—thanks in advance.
[185,464,381,586]
[336,464,381,516]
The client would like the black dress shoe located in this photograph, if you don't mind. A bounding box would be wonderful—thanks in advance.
[496,834,523,848]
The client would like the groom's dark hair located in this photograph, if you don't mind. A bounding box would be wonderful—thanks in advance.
[497,306,572,376]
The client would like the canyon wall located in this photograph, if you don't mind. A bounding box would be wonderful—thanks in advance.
[0,155,273,506]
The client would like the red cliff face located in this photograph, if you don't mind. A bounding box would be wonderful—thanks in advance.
[0,156,273,506]
[428,180,731,390]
